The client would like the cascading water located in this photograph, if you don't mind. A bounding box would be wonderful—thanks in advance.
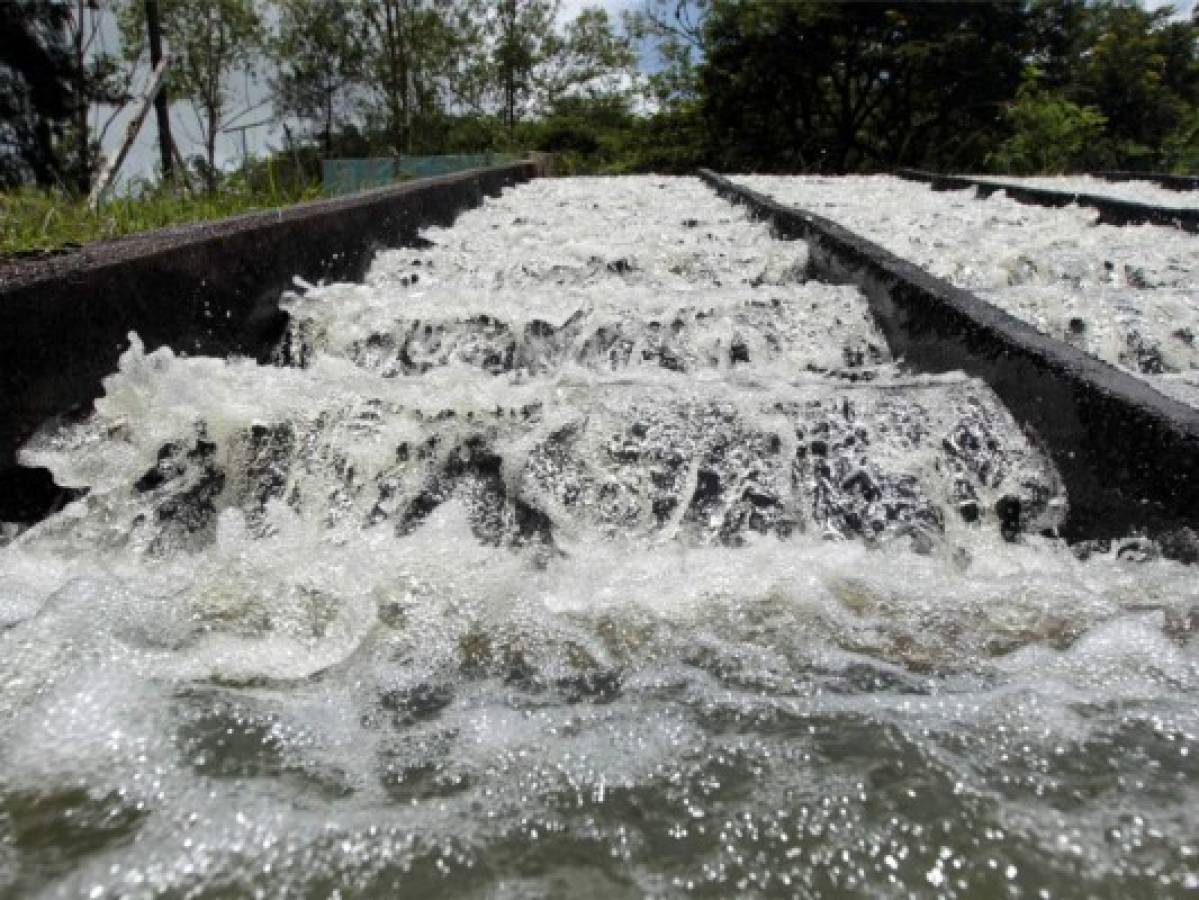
[1,177,1196,898]
[739,175,1199,407]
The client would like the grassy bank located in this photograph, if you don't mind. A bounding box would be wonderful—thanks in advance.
[1,178,321,258]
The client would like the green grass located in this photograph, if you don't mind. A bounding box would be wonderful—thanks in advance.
[0,177,322,258]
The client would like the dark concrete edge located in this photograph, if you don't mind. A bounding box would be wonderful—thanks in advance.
[1095,170,1199,192]
[699,168,1199,545]
[0,160,542,292]
[896,168,1199,234]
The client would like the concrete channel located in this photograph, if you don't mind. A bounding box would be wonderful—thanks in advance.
[0,160,541,522]
[8,174,1199,898]
[2,163,1195,551]
[897,168,1199,234]
[700,169,1199,548]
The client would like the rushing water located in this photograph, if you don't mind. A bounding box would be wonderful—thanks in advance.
[740,175,1199,409]
[1,177,1197,898]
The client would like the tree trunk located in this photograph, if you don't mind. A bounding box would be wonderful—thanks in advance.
[145,0,174,180]
[399,0,412,155]
[205,104,218,192]
[378,0,411,156]
[503,1,517,135]
[324,89,333,156]
[75,0,91,194]
[87,55,169,208]
[29,119,60,188]
[202,6,220,192]
[506,69,515,134]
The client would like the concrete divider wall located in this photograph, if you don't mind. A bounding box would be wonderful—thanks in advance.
[0,161,539,522]
[1095,171,1199,192]
[700,169,1199,545]
[897,168,1199,234]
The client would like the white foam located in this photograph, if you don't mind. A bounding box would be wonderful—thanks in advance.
[1,176,1196,897]
[738,174,1199,398]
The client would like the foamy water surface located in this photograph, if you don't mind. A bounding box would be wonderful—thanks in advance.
[739,175,1199,408]
[1,177,1196,898]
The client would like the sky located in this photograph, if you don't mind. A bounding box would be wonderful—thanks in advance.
[98,0,1196,190]
[1143,0,1195,12]
[560,0,636,19]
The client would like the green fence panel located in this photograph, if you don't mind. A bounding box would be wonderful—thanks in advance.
[323,154,518,195]
[397,153,516,179]
[322,159,400,196]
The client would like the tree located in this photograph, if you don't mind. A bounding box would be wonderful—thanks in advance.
[1072,3,1198,168]
[1161,107,1199,173]
[0,1,75,188]
[490,0,560,134]
[1,1,132,193]
[473,2,638,136]
[270,0,364,155]
[872,3,1030,171]
[698,1,1032,173]
[62,0,133,193]
[988,68,1108,174]
[542,7,637,108]
[627,0,710,109]
[359,0,419,155]
[1025,0,1093,93]
[356,0,473,155]
[120,0,264,191]
[621,1,713,172]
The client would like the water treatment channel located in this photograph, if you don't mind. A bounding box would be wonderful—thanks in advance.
[1,176,1197,897]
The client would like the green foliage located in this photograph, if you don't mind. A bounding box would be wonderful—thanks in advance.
[633,0,1198,175]
[355,0,477,155]
[0,1,129,193]
[0,166,318,257]
[481,1,636,134]
[1073,5,1196,166]
[490,0,559,131]
[545,7,637,106]
[120,0,265,190]
[518,97,621,171]
[1161,108,1199,173]
[625,105,710,174]
[9,0,1199,260]
[0,1,76,189]
[988,70,1109,174]
[626,0,710,109]
[699,1,1031,173]
[274,0,635,157]
[536,120,601,156]
[270,0,364,154]
[262,0,636,160]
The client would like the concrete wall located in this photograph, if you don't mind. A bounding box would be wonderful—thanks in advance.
[701,170,1199,547]
[0,162,539,522]
[1096,171,1199,192]
[898,169,1199,234]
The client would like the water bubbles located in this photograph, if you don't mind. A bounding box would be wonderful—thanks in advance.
[1,177,1197,896]
[742,175,1199,396]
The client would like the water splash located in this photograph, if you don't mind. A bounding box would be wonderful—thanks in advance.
[1,177,1195,898]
